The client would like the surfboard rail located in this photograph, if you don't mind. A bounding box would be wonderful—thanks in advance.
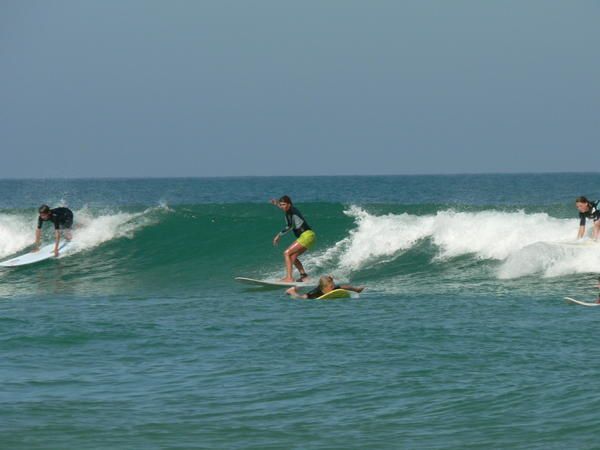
[564,297,600,307]
[0,242,72,268]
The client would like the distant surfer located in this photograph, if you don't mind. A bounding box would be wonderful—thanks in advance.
[575,196,600,240]
[34,205,74,256]
[286,275,364,299]
[271,195,316,282]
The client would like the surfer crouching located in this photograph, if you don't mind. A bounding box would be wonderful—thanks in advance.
[271,195,316,282]
[34,205,74,256]
[575,196,600,240]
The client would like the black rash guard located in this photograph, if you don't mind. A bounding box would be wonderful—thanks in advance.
[579,201,600,226]
[279,206,312,238]
[307,284,341,299]
[38,207,74,230]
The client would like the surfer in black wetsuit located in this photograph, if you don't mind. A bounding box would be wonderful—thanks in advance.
[286,275,364,299]
[271,195,317,282]
[34,205,74,256]
[575,196,600,240]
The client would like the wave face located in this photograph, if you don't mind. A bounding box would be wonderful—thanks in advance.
[1,200,597,297]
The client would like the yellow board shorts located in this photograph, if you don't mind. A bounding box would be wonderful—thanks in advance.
[296,230,316,249]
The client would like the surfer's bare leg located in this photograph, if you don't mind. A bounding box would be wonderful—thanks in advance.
[292,256,307,279]
[593,221,600,240]
[282,242,307,281]
[291,248,308,280]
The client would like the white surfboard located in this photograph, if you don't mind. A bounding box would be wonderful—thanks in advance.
[0,241,73,268]
[564,297,600,307]
[552,240,599,247]
[235,277,318,288]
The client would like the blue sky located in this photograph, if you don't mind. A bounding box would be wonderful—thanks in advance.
[1,1,599,177]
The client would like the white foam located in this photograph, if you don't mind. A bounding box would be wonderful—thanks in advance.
[308,206,435,272]
[306,206,594,279]
[0,214,35,258]
[68,206,158,253]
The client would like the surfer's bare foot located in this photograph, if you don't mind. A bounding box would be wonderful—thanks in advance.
[280,277,294,282]
[296,273,309,282]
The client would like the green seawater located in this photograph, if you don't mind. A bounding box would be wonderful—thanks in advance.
[1,175,600,449]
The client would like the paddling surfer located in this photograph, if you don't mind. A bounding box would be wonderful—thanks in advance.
[286,275,364,299]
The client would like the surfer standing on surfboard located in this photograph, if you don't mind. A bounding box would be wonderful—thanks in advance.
[34,205,74,257]
[271,195,316,282]
[575,196,600,240]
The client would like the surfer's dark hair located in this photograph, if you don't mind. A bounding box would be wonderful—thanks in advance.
[278,195,292,205]
[38,204,50,214]
[575,196,590,204]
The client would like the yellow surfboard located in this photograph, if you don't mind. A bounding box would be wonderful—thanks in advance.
[317,289,353,300]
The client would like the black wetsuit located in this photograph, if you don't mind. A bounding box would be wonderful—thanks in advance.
[579,201,600,226]
[38,207,74,230]
[280,206,312,238]
[307,284,341,299]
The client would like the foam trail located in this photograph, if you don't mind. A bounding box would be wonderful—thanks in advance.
[498,242,600,278]
[0,214,34,258]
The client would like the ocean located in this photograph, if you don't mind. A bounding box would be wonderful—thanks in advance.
[2,174,600,449]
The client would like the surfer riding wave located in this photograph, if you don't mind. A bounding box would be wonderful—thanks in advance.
[271,195,316,283]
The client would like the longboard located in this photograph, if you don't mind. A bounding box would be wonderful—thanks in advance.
[317,289,354,300]
[564,297,600,307]
[235,277,317,288]
[0,242,72,268]
[552,240,599,247]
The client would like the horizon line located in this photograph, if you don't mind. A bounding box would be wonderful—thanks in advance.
[0,170,598,181]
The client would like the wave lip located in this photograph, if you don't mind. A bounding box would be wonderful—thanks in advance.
[308,206,591,279]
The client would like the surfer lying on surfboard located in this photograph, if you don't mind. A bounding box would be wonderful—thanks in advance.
[575,196,600,240]
[286,275,364,299]
[34,205,74,257]
[271,195,316,282]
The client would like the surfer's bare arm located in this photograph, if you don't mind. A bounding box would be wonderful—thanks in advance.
[33,228,42,251]
[286,287,307,299]
[274,225,292,246]
[577,225,585,239]
[340,285,365,293]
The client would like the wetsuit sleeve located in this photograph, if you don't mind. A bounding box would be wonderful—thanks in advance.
[580,212,586,227]
[37,217,43,229]
[292,214,305,230]
[279,214,293,236]
[306,288,322,299]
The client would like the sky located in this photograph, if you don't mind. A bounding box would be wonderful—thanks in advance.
[1,0,599,178]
